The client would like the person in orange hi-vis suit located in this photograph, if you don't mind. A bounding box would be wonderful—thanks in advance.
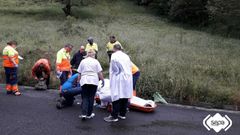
[32,58,51,88]
[56,44,73,92]
[2,41,21,96]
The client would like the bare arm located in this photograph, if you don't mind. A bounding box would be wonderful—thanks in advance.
[77,73,81,83]
[98,72,104,81]
[98,71,104,87]
[10,57,17,66]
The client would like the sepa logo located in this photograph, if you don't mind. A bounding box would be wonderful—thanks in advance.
[203,113,232,133]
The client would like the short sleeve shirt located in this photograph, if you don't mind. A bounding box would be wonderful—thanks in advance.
[77,57,102,86]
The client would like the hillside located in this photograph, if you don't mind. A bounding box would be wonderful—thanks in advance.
[0,0,240,107]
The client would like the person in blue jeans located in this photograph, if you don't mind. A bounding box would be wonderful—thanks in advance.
[56,74,82,109]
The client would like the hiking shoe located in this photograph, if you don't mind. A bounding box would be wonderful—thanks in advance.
[79,115,87,120]
[56,101,64,109]
[6,91,12,95]
[104,115,118,122]
[86,113,95,119]
[118,115,126,120]
[13,91,21,96]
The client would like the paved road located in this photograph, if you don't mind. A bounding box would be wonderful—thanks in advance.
[0,86,239,135]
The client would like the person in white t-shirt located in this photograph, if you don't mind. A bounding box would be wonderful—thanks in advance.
[77,49,104,120]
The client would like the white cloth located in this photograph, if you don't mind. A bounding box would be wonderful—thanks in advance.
[77,57,102,86]
[109,51,133,102]
[97,79,112,102]
[97,79,156,108]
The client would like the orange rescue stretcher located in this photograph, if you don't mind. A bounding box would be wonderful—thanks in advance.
[96,79,157,113]
[129,96,157,112]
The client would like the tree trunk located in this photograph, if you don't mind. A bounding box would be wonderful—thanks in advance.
[62,0,72,16]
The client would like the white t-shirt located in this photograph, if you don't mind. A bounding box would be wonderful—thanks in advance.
[77,57,102,86]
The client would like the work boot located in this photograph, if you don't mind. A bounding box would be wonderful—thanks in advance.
[56,98,65,109]
[13,91,21,96]
[6,91,12,95]
[56,101,64,109]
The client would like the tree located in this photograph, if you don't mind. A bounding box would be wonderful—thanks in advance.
[62,0,72,16]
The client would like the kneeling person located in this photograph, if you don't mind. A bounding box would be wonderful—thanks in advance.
[56,74,82,109]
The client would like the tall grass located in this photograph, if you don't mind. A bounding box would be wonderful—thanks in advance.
[0,0,240,106]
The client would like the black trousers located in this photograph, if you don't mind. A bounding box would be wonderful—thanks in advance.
[81,84,97,116]
[107,51,113,63]
[111,98,128,119]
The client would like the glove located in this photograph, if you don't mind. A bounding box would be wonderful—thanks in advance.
[101,80,105,88]
[15,64,18,67]
[56,71,62,79]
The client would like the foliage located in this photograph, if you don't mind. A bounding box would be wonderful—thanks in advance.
[207,0,240,38]
[132,0,240,37]
[0,0,240,107]
[168,0,208,25]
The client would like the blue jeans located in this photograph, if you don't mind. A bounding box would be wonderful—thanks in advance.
[62,87,82,106]
[62,87,82,97]
[4,67,18,85]
[81,84,97,116]
[133,71,140,89]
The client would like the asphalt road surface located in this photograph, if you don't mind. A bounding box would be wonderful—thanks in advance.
[0,85,239,135]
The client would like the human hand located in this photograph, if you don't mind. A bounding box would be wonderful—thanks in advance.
[15,64,18,67]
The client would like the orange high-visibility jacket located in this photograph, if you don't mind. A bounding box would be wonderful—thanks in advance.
[56,48,71,71]
[2,45,19,68]
[32,59,51,77]
[132,62,139,75]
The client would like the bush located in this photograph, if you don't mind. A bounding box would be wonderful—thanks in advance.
[168,0,208,25]
[207,0,240,38]
[156,0,171,15]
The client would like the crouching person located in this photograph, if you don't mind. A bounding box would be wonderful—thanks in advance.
[77,49,104,120]
[32,58,51,90]
[56,73,82,109]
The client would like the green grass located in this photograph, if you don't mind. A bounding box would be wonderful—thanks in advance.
[0,0,240,107]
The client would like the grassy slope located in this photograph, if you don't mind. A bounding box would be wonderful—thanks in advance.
[0,0,240,106]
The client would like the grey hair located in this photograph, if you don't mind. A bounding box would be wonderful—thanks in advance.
[86,49,96,58]
[113,44,122,50]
